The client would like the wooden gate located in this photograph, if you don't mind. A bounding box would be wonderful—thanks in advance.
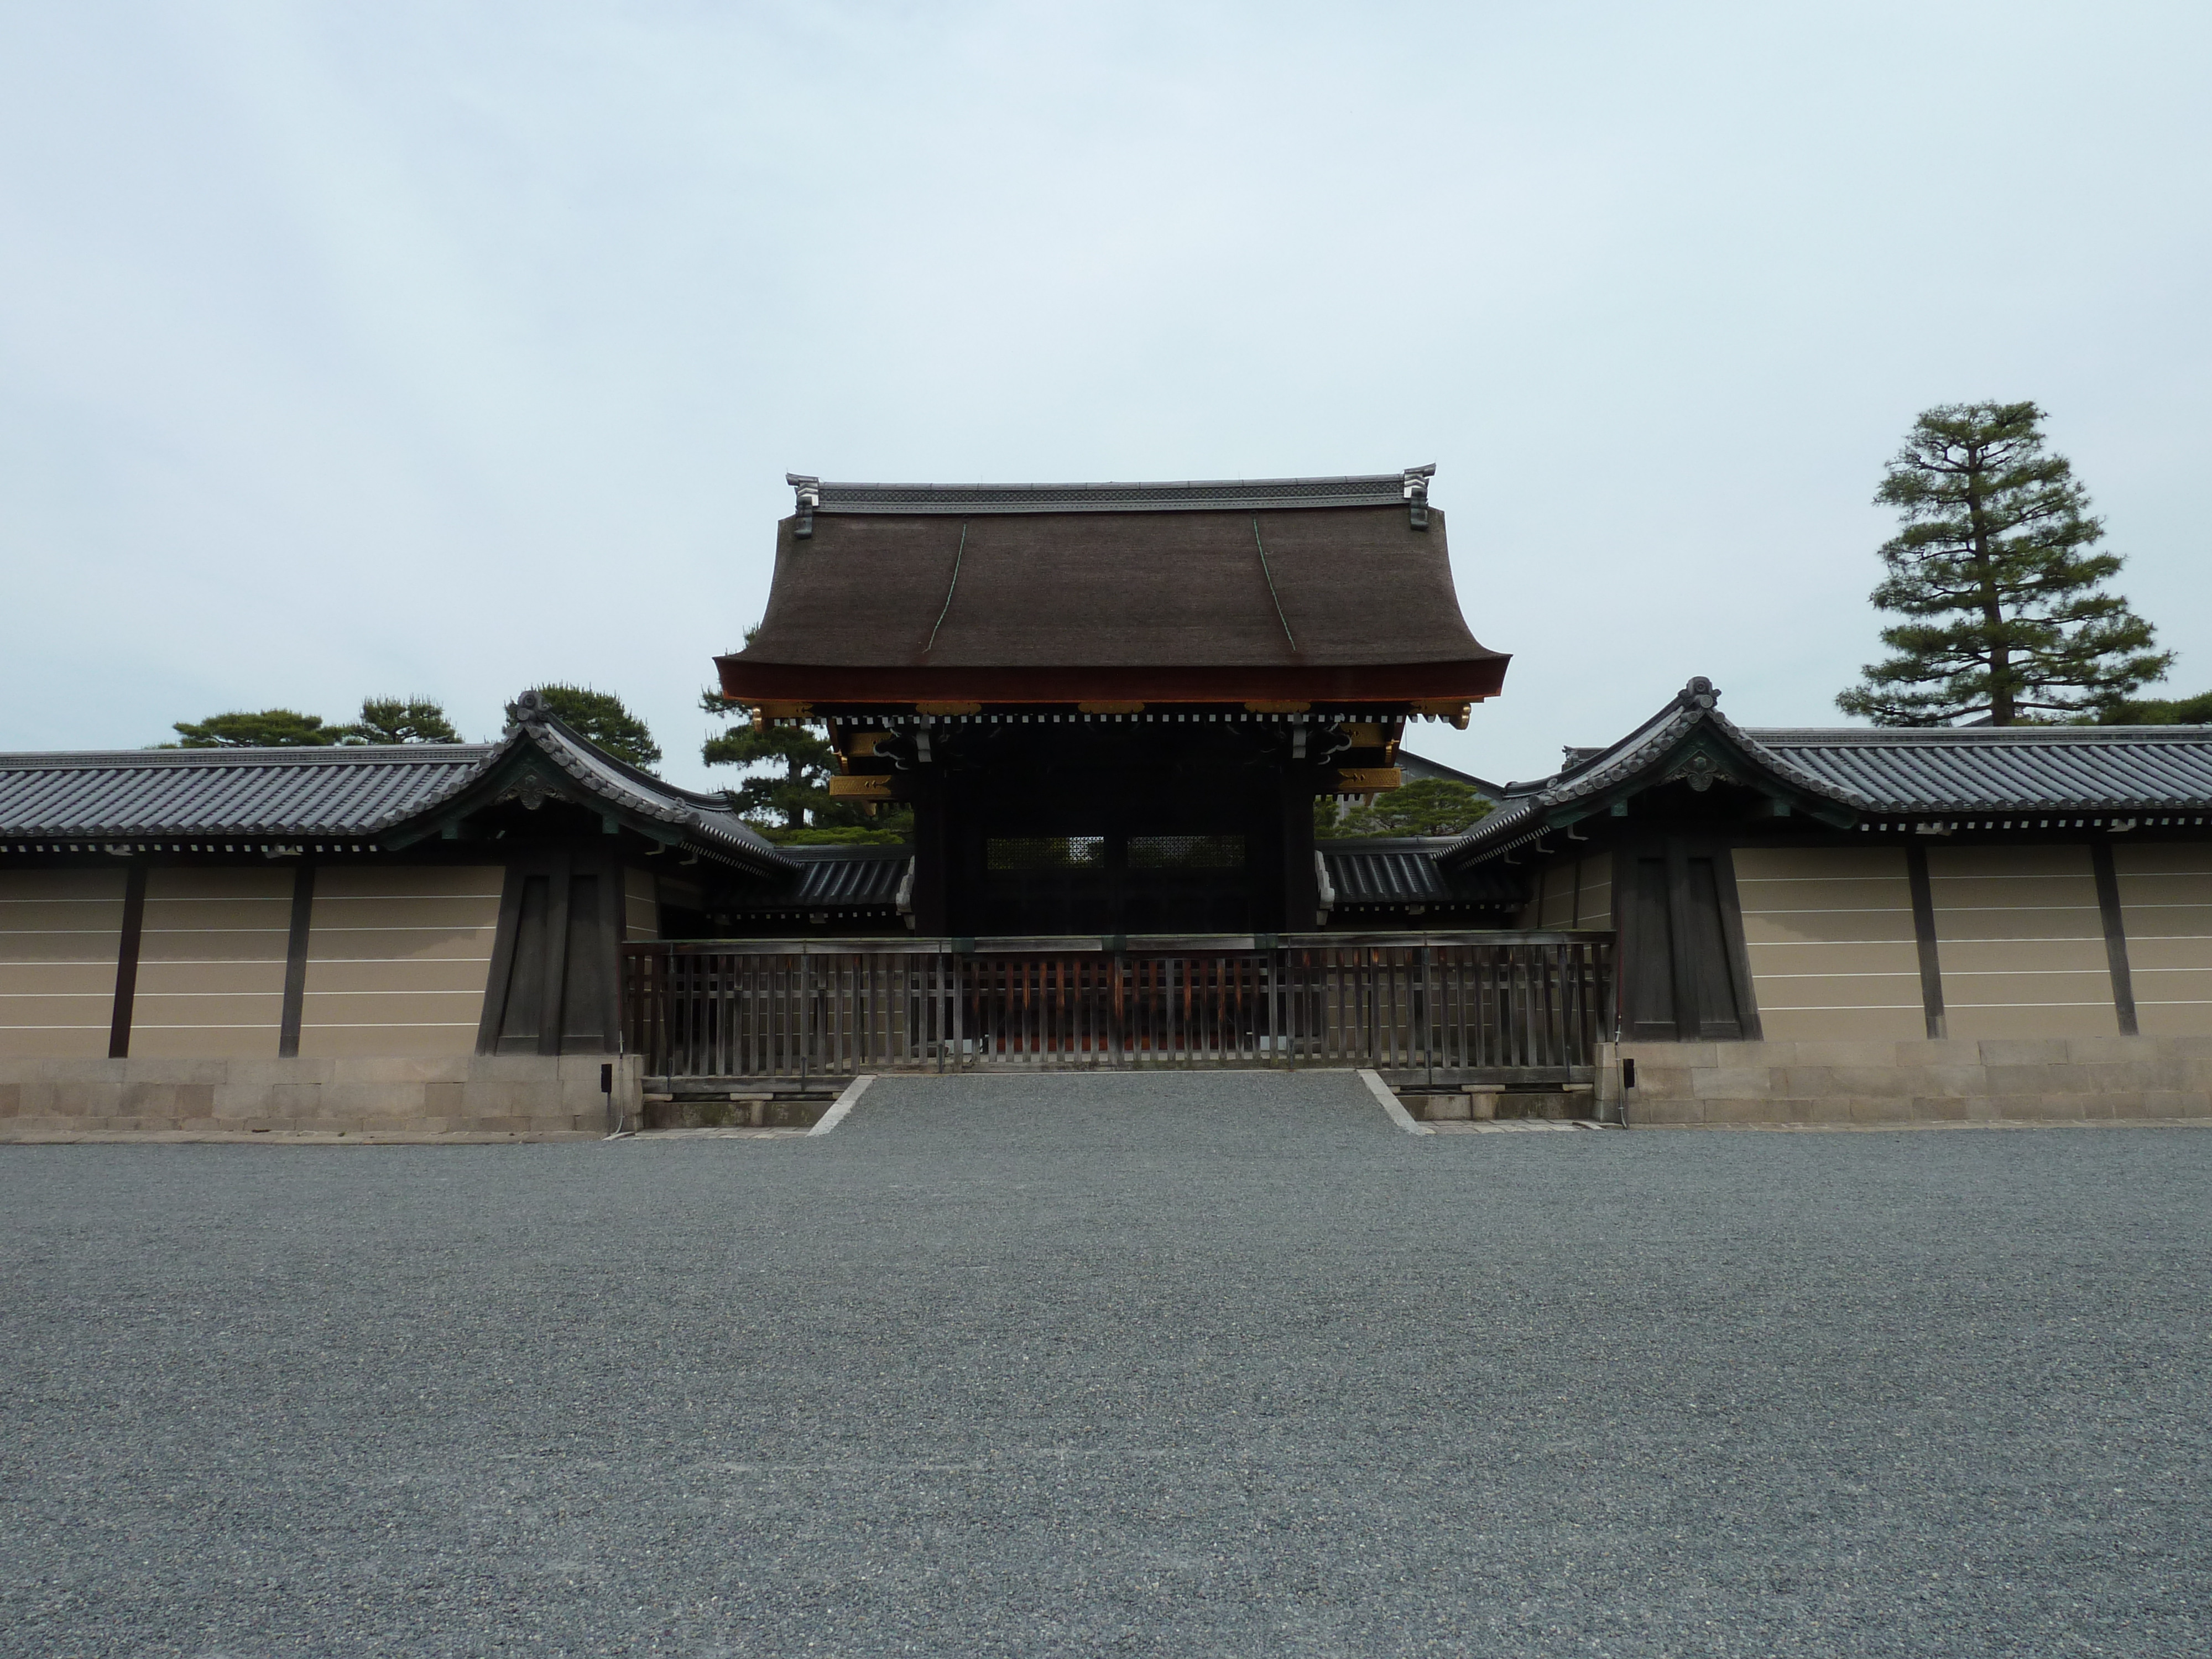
[622,933,1612,1084]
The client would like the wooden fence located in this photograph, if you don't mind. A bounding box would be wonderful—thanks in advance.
[621,933,1613,1084]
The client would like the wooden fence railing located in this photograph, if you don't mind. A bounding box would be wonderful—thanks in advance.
[621,933,1613,1084]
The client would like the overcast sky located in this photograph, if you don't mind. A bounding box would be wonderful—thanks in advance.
[4,1,2207,790]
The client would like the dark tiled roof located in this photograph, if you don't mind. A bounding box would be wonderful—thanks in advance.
[1747,727,2212,813]
[727,846,912,909]
[508,705,785,870]
[1322,841,1526,907]
[797,470,1430,516]
[1447,676,2212,867]
[0,745,489,838]
[0,693,790,877]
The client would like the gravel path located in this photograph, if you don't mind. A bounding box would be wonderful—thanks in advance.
[2,1071,2205,1657]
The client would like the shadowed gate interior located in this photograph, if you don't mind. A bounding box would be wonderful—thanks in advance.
[1619,831,1760,1042]
[478,847,625,1055]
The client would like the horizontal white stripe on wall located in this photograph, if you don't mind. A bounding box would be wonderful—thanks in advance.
[1743,971,1927,980]
[126,1022,280,1030]
[301,989,483,998]
[1743,911,1920,925]
[301,1021,480,1029]
[1944,1000,2117,1009]
[1754,1002,1924,1011]
[298,956,492,966]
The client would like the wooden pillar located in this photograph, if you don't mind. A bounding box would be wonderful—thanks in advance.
[1275,767,1319,932]
[909,770,952,937]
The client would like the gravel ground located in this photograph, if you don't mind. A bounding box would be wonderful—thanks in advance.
[2,1071,2205,1658]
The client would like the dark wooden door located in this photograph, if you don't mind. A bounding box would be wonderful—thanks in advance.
[1621,836,1760,1042]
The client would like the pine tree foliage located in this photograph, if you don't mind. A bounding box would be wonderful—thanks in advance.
[1315,778,1493,838]
[701,689,909,842]
[2096,688,2212,726]
[169,709,341,747]
[1838,401,2169,726]
[343,698,461,744]
[531,684,661,769]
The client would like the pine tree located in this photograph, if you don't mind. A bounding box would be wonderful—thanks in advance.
[342,697,461,744]
[700,691,909,841]
[1315,778,1493,839]
[1837,401,2170,726]
[169,709,341,747]
[531,684,661,769]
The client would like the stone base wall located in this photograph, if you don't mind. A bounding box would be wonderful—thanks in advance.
[1601,1036,2212,1127]
[0,1055,646,1140]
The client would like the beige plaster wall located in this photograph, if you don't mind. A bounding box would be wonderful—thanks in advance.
[1732,846,1924,1042]
[1928,843,2118,1040]
[2113,843,2212,1036]
[299,866,502,1058]
[1607,1035,2212,1126]
[0,868,123,1058]
[131,868,292,1059]
[0,1052,643,1140]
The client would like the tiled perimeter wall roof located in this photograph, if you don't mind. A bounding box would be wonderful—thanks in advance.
[0,746,492,838]
[1749,727,2212,812]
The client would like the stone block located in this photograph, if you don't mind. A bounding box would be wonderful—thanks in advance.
[1841,1096,1911,1122]
[0,1082,18,1119]
[1625,1098,1703,1125]
[1692,1066,1776,1099]
[1423,1094,1472,1121]
[1783,1040,1896,1069]
[2142,1091,2209,1119]
[1983,1064,2076,1097]
[423,1081,463,1117]
[1628,1066,1693,1100]
[1703,1041,1797,1068]
[127,1058,228,1086]
[1998,1094,2094,1121]
[332,1056,471,1085]
[1893,1040,1980,1067]
[1910,1096,1970,1121]
[121,1082,216,1125]
[1978,1038,2072,1067]
[468,1055,567,1083]
[1899,1065,1982,1099]
[1782,1095,1856,1124]
[1835,1065,1928,1098]
[317,1082,428,1123]
[2065,1036,2150,1067]
[1698,1097,1785,1124]
[556,1055,623,1082]
[226,1057,336,1089]
[51,1081,125,1123]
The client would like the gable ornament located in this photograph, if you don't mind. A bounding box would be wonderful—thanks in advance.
[1670,751,1727,792]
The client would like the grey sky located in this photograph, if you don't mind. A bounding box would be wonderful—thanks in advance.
[4,2,2206,790]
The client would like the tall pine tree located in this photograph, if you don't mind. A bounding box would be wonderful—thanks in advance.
[1837,401,2169,726]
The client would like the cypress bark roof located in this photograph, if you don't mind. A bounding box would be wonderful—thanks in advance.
[723,473,1506,703]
